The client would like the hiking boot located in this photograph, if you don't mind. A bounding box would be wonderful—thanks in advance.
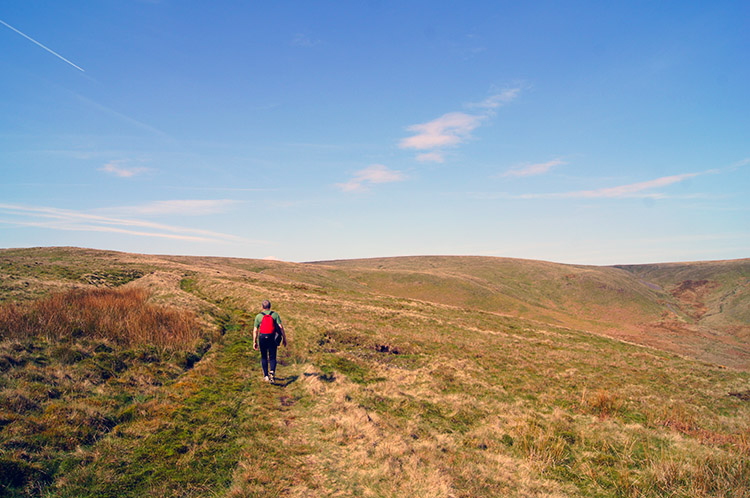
[269,371,275,383]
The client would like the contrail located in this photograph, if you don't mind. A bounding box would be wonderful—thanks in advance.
[0,19,85,72]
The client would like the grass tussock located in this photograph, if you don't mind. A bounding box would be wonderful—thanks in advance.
[0,287,200,350]
[643,450,750,498]
[582,388,623,419]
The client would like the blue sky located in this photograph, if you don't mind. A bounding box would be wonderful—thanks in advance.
[1,1,748,264]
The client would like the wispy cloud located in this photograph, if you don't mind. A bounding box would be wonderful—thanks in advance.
[456,170,716,201]
[1,219,217,242]
[106,199,240,216]
[166,186,272,192]
[0,203,247,243]
[291,33,321,47]
[518,172,711,199]
[400,88,520,162]
[466,88,521,112]
[336,164,405,192]
[100,161,149,178]
[451,34,487,60]
[729,158,750,171]
[0,19,85,72]
[400,112,484,151]
[74,93,169,138]
[416,152,446,163]
[501,159,566,178]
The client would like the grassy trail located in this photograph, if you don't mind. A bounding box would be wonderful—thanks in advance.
[49,311,310,498]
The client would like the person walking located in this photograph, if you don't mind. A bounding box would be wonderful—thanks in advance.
[253,300,287,383]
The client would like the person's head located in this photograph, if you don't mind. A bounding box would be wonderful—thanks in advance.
[262,300,271,310]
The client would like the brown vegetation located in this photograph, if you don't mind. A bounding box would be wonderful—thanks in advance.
[0,287,201,350]
[670,279,720,320]
[582,388,622,419]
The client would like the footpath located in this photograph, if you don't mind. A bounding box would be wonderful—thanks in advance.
[51,311,307,498]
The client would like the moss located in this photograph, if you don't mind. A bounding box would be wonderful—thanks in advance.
[0,458,52,495]
[51,344,88,364]
[319,355,373,385]
[0,326,219,497]
[89,352,128,380]
[178,277,197,293]
[175,351,201,370]
[78,269,144,287]
[501,434,514,447]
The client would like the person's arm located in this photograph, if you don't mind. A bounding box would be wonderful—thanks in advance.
[252,323,259,350]
[279,323,287,347]
[275,312,287,347]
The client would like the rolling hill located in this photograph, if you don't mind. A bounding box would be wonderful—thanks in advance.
[286,254,750,369]
[0,247,748,497]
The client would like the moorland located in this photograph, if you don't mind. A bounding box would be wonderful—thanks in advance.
[0,246,748,497]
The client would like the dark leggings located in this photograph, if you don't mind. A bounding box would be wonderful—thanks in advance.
[258,334,277,376]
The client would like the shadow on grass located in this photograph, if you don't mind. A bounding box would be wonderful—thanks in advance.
[303,371,336,383]
[273,374,299,387]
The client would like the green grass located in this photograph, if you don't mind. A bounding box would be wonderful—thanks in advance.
[0,248,748,497]
[0,248,149,300]
[0,335,211,497]
[53,319,261,497]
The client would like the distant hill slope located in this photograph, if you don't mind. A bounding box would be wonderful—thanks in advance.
[616,259,750,329]
[1,248,748,369]
[307,255,667,328]
[305,256,750,370]
[614,259,750,369]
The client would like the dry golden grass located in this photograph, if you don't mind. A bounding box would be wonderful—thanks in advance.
[582,388,623,419]
[0,287,201,349]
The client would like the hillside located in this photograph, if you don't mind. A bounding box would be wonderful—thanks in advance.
[1,247,748,497]
[616,259,750,328]
[302,255,750,370]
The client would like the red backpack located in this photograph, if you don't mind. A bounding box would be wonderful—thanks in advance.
[259,312,277,335]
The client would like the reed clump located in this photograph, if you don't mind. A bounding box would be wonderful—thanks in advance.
[0,287,200,350]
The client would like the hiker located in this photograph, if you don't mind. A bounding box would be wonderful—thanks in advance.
[252,300,287,383]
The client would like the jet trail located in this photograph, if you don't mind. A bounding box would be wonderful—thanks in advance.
[0,19,85,72]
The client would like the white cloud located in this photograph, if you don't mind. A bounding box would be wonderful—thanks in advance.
[110,199,239,216]
[100,161,149,178]
[563,172,702,198]
[336,164,405,192]
[0,203,248,243]
[400,112,484,151]
[2,219,217,242]
[400,89,520,162]
[517,172,708,199]
[416,152,445,163]
[729,158,750,171]
[458,170,717,201]
[502,159,566,178]
[291,33,321,47]
[466,88,521,111]
[336,181,363,193]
